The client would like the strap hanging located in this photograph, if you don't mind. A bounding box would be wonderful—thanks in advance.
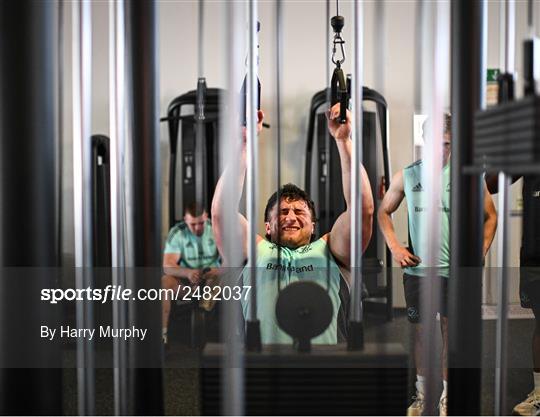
[330,14,350,124]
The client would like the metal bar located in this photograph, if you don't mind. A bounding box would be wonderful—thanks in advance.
[195,0,206,209]
[276,0,283,303]
[505,0,515,74]
[384,108,393,321]
[495,173,510,416]
[326,0,331,86]
[418,2,449,413]
[448,1,486,415]
[72,0,95,414]
[374,1,385,94]
[0,1,62,414]
[246,0,259,323]
[500,0,506,72]
[198,0,204,79]
[57,0,64,268]
[109,0,129,413]
[350,0,364,324]
[124,1,163,414]
[220,1,246,414]
[481,0,488,110]
[528,0,533,32]
[414,2,424,113]
[324,0,331,312]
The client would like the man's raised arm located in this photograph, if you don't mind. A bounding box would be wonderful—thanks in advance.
[211,111,264,264]
[325,103,374,268]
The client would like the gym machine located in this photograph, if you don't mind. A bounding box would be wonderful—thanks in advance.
[304,86,393,321]
[162,88,222,227]
[201,2,408,415]
[464,0,540,414]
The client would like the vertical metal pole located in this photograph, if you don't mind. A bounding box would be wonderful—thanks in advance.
[198,0,204,80]
[528,0,534,36]
[448,0,486,415]
[414,2,424,114]
[195,0,206,209]
[422,0,450,411]
[373,1,385,94]
[326,0,331,87]
[72,0,95,414]
[57,0,65,268]
[493,1,515,414]
[275,0,284,333]
[500,0,507,72]
[373,1,393,320]
[348,0,364,350]
[246,0,259,324]
[109,0,129,414]
[220,1,246,414]
[324,0,332,300]
[0,1,62,414]
[505,0,516,75]
[495,173,510,415]
[124,1,163,414]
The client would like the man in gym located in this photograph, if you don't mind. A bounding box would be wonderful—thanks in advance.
[161,202,221,344]
[487,175,540,416]
[378,113,497,416]
[211,103,374,344]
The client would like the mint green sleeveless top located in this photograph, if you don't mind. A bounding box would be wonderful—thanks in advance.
[163,220,221,269]
[240,238,348,345]
[402,160,451,277]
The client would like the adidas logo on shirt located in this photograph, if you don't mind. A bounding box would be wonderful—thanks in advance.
[412,182,423,192]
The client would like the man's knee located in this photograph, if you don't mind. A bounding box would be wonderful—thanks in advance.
[162,274,179,290]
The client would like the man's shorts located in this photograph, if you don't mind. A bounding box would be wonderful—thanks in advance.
[403,273,448,323]
[519,265,540,318]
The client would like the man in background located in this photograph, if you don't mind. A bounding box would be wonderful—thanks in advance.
[161,202,221,344]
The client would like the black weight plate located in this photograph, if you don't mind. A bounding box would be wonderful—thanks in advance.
[275,281,333,340]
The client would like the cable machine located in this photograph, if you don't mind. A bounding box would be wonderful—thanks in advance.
[464,0,540,414]
[201,1,407,414]
[305,86,393,320]
[305,5,393,321]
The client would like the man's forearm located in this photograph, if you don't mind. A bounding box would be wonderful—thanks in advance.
[163,266,197,279]
[335,138,375,251]
[335,139,352,207]
[378,211,401,252]
[482,217,497,257]
[211,147,247,221]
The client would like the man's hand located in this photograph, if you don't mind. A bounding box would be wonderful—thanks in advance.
[326,103,352,141]
[201,267,220,283]
[242,110,265,143]
[185,269,202,285]
[391,246,421,267]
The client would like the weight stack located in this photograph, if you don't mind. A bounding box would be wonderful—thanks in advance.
[201,343,407,416]
[474,96,540,171]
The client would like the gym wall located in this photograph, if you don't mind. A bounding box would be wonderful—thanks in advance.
[59,1,534,308]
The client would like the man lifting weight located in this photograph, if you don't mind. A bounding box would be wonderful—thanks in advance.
[211,103,374,344]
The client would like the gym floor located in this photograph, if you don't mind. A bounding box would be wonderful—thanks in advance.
[61,308,536,416]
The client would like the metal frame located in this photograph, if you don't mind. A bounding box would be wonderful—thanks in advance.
[350,0,365,330]
[448,1,486,415]
[72,0,96,414]
[494,1,515,414]
[0,1,63,414]
[108,1,129,413]
[220,1,248,414]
